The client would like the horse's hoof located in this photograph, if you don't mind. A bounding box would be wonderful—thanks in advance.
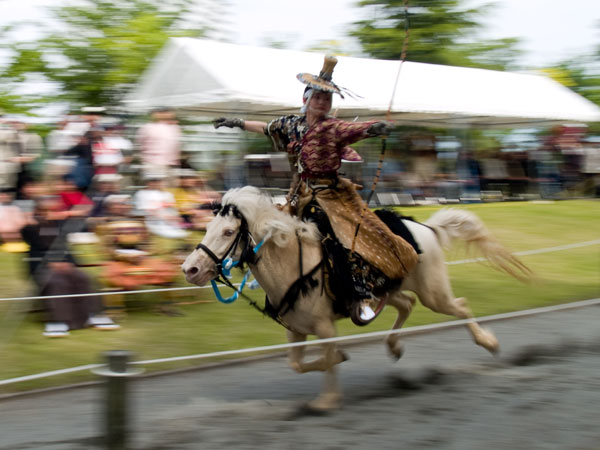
[305,394,341,413]
[289,361,303,373]
[478,327,500,355]
[339,350,350,363]
[387,341,405,361]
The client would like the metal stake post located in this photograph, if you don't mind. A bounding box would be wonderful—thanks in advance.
[93,350,143,450]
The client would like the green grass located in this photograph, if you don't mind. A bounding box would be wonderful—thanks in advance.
[0,199,598,394]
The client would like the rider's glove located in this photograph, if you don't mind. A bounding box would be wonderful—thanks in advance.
[213,117,245,130]
[367,121,394,137]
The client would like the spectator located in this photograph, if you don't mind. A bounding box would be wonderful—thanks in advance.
[169,169,221,231]
[102,124,133,167]
[89,173,123,219]
[0,188,30,253]
[55,174,97,244]
[64,130,95,191]
[132,173,188,239]
[0,118,20,192]
[91,127,124,176]
[10,120,43,200]
[20,195,119,337]
[135,108,182,180]
[96,194,178,291]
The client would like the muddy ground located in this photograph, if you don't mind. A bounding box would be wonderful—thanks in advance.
[1,304,599,450]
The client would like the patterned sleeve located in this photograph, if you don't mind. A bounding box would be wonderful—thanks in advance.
[265,115,298,154]
[334,120,377,147]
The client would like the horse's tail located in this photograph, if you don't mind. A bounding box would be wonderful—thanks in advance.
[424,208,533,282]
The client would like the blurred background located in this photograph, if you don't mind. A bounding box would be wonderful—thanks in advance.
[0,0,598,202]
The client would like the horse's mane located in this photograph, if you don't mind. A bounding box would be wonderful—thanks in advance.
[221,186,320,248]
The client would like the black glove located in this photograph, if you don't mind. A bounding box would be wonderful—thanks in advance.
[367,121,394,137]
[213,117,245,130]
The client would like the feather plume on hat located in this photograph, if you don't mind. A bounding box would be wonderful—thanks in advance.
[297,55,345,98]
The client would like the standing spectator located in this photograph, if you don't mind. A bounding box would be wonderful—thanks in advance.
[0,118,20,192]
[135,108,182,180]
[91,126,125,176]
[64,131,95,191]
[11,120,43,199]
[46,119,77,156]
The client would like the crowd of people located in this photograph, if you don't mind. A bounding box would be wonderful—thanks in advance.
[0,109,220,337]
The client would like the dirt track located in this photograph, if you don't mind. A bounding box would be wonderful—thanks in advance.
[1,303,599,450]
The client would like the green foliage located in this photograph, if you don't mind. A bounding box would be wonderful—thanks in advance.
[1,0,208,110]
[351,0,522,70]
[543,47,600,134]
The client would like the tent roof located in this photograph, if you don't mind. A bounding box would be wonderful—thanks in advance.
[124,38,600,128]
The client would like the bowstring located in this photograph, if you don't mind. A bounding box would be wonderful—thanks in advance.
[351,0,410,252]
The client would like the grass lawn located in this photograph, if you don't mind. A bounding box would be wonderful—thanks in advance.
[0,199,598,394]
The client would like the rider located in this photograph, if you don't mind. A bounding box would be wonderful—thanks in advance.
[213,56,418,325]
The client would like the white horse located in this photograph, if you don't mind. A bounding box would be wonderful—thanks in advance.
[182,186,531,411]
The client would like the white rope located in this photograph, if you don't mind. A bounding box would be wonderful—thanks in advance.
[2,297,599,386]
[446,239,600,265]
[0,285,211,303]
[1,238,597,303]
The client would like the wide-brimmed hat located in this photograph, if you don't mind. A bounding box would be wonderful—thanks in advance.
[297,55,344,98]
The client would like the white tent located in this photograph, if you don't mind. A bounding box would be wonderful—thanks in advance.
[124,38,600,128]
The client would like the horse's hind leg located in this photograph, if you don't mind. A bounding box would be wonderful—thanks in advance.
[417,277,499,354]
[385,291,416,360]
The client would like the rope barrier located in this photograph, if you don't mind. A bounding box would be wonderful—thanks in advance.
[0,239,597,303]
[2,297,599,386]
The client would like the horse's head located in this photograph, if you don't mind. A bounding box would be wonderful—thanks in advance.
[182,185,321,286]
[182,202,248,286]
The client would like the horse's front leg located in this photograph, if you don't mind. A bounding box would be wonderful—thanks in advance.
[302,320,348,411]
[287,329,307,373]
[287,321,348,374]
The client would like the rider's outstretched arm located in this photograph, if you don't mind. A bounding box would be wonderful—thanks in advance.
[213,117,266,134]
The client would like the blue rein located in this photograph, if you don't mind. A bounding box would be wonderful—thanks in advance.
[209,236,266,304]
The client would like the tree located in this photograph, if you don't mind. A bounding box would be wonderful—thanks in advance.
[1,0,221,112]
[351,0,522,70]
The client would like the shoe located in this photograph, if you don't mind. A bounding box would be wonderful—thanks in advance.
[87,315,121,330]
[43,322,70,337]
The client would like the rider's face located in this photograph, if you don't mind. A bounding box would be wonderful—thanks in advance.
[306,90,332,118]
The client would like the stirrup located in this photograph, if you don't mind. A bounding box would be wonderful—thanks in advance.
[350,295,387,326]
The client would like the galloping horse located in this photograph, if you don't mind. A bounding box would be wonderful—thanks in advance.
[182,186,531,410]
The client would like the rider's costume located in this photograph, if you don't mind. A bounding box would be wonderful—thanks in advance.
[264,57,418,310]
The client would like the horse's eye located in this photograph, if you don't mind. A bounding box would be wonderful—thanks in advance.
[223,229,235,237]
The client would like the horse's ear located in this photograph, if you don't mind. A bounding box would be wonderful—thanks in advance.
[210,202,222,216]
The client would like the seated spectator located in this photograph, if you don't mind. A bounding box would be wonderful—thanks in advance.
[89,173,123,218]
[95,194,178,291]
[169,169,221,231]
[0,188,30,252]
[20,195,119,337]
[54,174,97,244]
[132,173,188,239]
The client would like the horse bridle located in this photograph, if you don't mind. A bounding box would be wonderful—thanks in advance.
[195,203,257,281]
